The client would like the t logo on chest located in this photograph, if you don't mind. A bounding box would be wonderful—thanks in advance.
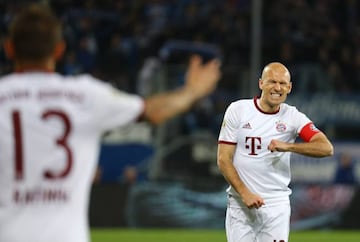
[245,136,261,155]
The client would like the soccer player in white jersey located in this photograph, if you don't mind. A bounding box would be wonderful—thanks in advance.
[0,4,221,242]
[217,62,333,242]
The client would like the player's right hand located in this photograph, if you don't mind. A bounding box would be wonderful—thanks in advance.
[241,191,265,209]
[184,55,221,99]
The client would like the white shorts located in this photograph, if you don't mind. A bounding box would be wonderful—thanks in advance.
[225,202,290,242]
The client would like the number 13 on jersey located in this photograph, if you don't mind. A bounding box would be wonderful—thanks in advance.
[12,109,73,181]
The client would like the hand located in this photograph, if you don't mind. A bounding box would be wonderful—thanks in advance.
[241,190,265,209]
[184,55,221,99]
[268,139,289,152]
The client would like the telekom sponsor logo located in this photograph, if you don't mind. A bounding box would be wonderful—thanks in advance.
[245,136,261,155]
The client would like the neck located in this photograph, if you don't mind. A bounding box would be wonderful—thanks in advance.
[257,97,280,113]
[14,59,55,73]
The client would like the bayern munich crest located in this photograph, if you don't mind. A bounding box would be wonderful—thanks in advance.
[276,121,287,132]
[310,123,319,131]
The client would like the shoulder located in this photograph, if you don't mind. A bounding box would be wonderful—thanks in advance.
[225,99,253,116]
[0,73,20,85]
[71,75,143,103]
[63,74,104,86]
[223,98,252,121]
[62,74,115,92]
[281,103,311,125]
[228,98,253,109]
[280,102,302,114]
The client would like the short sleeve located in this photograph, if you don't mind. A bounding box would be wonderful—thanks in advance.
[85,76,144,131]
[218,103,238,144]
[292,107,320,142]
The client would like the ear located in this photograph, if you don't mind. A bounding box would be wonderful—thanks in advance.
[53,40,66,61]
[258,78,263,90]
[287,82,292,94]
[3,39,15,60]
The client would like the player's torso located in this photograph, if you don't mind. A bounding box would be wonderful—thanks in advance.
[0,73,101,241]
[233,100,297,158]
[228,99,298,199]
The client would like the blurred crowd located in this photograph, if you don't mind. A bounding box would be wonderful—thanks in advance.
[0,0,360,95]
[263,0,360,94]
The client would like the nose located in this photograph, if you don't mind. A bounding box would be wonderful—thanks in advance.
[274,82,281,91]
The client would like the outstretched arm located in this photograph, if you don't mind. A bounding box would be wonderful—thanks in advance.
[217,143,265,209]
[268,132,334,157]
[143,55,221,125]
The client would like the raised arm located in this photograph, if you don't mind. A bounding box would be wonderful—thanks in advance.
[143,55,221,125]
[217,143,265,209]
[268,132,334,157]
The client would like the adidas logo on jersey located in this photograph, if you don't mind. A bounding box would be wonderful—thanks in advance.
[242,122,252,129]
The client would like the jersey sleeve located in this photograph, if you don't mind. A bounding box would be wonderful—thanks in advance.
[298,122,321,142]
[85,75,145,131]
[293,108,321,142]
[218,103,238,144]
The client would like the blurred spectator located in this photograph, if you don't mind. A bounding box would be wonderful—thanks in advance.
[76,35,97,73]
[136,57,162,97]
[62,51,83,75]
[96,32,133,90]
[1,0,360,95]
[334,153,357,184]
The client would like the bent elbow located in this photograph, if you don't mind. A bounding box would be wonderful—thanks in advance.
[217,157,228,172]
[217,158,223,169]
[327,144,334,157]
[321,143,334,157]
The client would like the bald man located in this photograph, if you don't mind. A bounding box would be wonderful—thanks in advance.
[217,62,333,242]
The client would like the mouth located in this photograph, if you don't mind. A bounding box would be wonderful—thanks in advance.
[271,93,282,97]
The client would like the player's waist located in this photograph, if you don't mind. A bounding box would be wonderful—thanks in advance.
[227,188,291,207]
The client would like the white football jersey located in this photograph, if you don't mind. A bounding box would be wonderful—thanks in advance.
[0,72,144,242]
[219,97,317,206]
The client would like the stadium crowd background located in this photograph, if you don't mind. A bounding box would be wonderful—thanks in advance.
[1,0,360,94]
[1,0,360,230]
[1,0,360,175]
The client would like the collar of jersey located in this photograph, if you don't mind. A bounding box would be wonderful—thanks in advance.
[253,96,280,115]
